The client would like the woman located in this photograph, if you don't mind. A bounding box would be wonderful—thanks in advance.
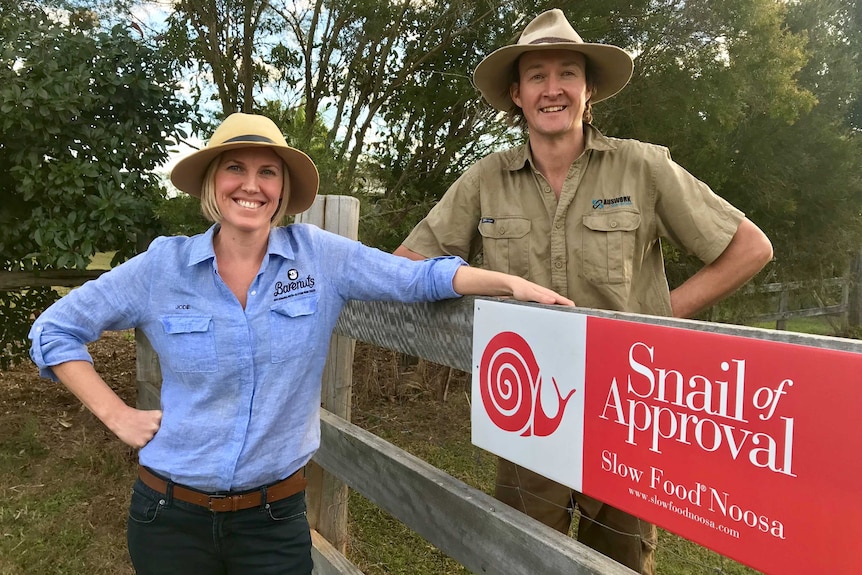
[29,113,573,574]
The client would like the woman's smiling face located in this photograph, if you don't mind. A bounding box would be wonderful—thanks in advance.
[213,147,285,233]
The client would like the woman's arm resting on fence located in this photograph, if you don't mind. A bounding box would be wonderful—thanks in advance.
[452,267,575,306]
[670,217,773,319]
[50,360,162,448]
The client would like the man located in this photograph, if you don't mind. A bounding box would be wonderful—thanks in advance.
[393,8,773,575]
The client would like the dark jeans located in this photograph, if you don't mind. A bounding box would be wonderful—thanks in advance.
[127,478,313,575]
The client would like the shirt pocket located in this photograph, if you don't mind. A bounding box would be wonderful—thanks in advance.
[159,315,218,373]
[581,210,641,285]
[270,293,320,364]
[477,217,531,276]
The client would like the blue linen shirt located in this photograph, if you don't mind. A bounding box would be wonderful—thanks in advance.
[30,223,464,492]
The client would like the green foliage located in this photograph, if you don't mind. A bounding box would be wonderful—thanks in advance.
[0,3,190,268]
[0,288,57,370]
[160,0,285,117]
[306,1,525,249]
[153,194,211,237]
[0,0,191,365]
[45,0,862,290]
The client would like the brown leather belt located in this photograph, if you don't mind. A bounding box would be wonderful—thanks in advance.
[138,466,307,513]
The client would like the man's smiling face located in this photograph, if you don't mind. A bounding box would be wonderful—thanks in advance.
[510,50,592,140]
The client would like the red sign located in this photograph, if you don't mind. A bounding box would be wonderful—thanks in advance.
[585,317,862,574]
[472,303,862,575]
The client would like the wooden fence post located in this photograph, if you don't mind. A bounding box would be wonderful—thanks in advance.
[135,234,162,411]
[296,195,360,555]
[775,289,789,330]
[135,330,162,410]
[849,248,862,329]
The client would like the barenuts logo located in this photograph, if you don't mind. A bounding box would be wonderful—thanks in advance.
[479,331,576,437]
[273,268,316,301]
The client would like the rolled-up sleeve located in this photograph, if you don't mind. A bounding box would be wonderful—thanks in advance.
[29,322,94,380]
[29,246,155,380]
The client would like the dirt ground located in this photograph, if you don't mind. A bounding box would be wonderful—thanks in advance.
[0,331,140,574]
[0,330,472,574]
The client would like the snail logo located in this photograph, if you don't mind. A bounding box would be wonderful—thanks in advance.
[479,331,576,437]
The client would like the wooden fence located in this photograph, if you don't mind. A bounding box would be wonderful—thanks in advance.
[323,294,862,575]
[745,277,851,329]
[0,269,105,289]
[7,205,862,574]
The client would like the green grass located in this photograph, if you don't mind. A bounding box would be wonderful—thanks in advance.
[0,413,137,575]
[88,251,116,270]
[0,332,138,575]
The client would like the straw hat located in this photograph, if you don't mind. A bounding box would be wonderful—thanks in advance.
[170,113,319,215]
[473,9,634,112]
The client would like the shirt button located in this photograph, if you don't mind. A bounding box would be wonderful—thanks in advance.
[250,290,257,296]
[610,221,618,228]
[554,261,563,269]
[499,227,507,235]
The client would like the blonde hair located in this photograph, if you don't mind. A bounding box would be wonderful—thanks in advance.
[199,152,292,226]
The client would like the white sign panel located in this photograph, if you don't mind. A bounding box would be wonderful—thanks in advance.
[471,299,587,491]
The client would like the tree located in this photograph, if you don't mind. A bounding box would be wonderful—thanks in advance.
[560,0,855,291]
[49,0,862,291]
[162,0,280,116]
[0,1,190,367]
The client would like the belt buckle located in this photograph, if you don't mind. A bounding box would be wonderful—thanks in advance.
[207,493,228,511]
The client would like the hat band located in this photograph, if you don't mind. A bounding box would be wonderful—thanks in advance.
[222,135,277,144]
[529,37,577,45]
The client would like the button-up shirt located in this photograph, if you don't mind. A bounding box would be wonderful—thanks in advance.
[30,223,464,492]
[403,124,744,315]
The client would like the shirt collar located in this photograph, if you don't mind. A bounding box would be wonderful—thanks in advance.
[187,225,219,266]
[186,224,297,267]
[266,226,295,260]
[505,123,618,172]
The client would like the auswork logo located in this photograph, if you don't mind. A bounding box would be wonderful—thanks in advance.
[479,331,576,437]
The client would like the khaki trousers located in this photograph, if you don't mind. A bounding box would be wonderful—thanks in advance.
[496,459,656,574]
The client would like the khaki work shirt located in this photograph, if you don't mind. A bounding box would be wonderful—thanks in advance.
[403,124,744,315]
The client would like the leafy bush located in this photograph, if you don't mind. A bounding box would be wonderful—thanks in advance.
[0,1,191,366]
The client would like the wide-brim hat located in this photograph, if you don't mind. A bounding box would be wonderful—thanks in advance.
[473,9,634,112]
[170,113,319,215]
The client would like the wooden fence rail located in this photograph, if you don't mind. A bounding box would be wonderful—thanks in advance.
[0,269,105,289]
[6,213,862,573]
[323,296,862,575]
[743,277,852,329]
